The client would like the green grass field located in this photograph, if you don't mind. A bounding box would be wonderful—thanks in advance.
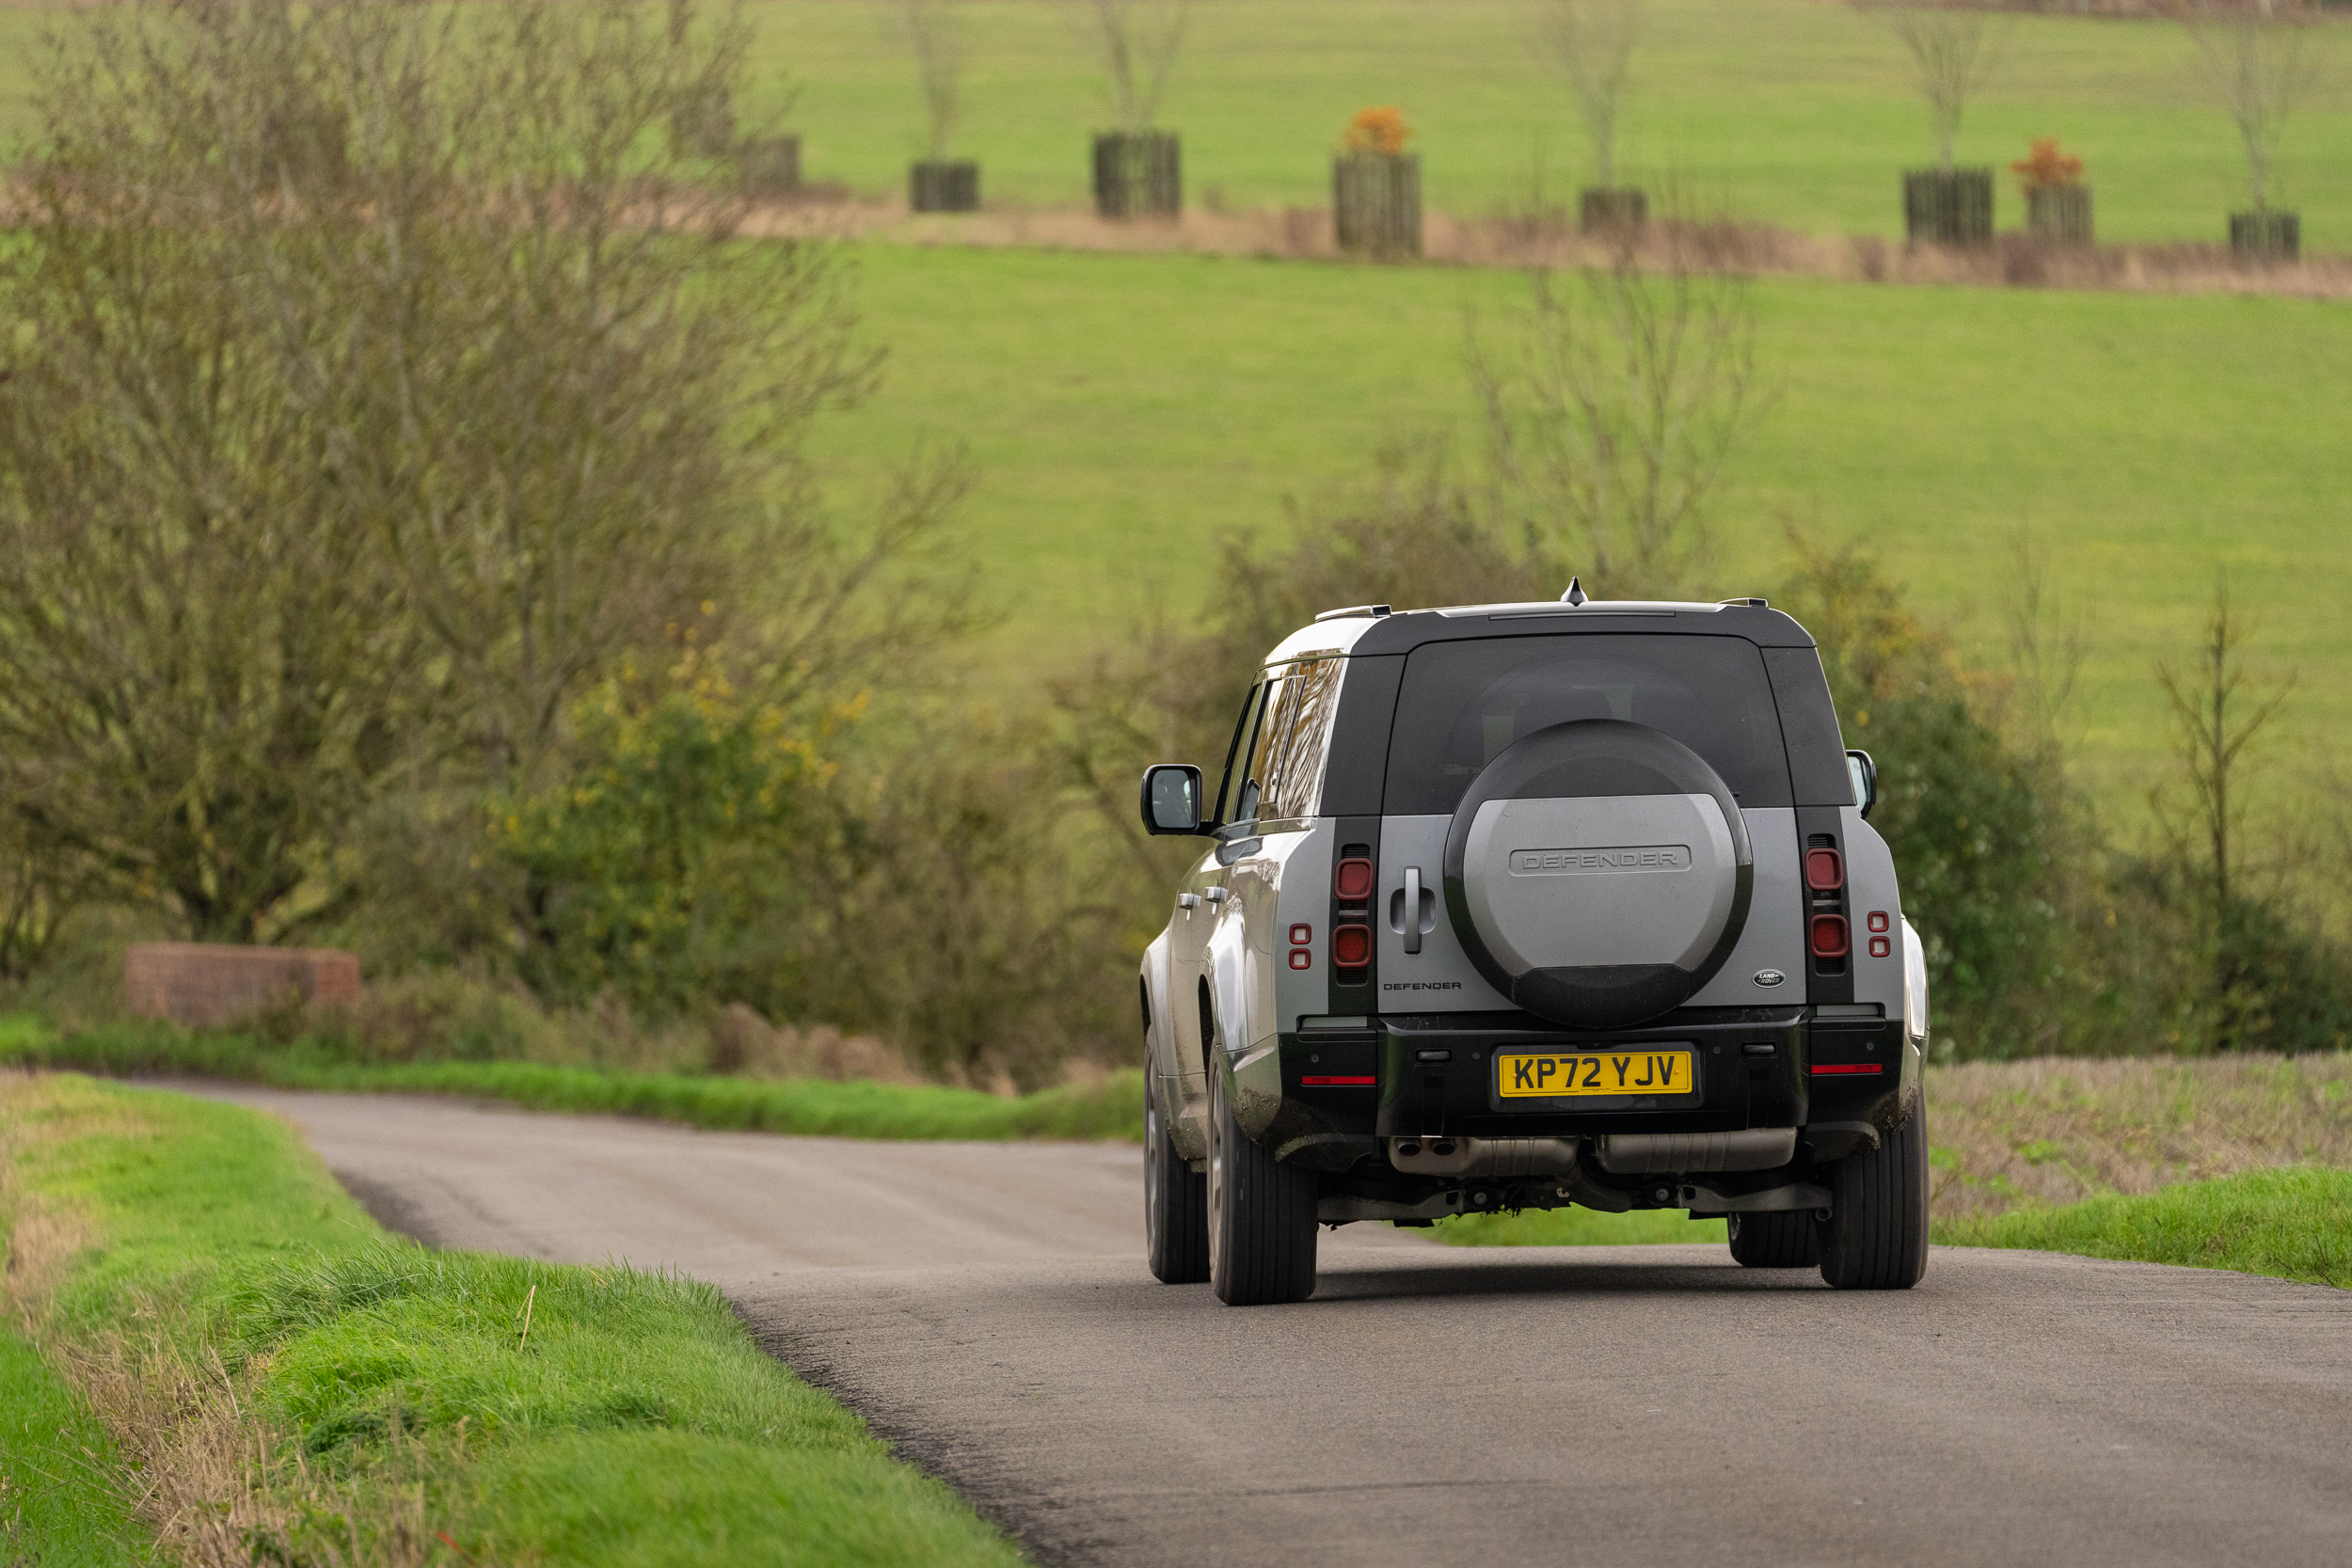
[5,0,2347,241]
[1939,1164,2352,1286]
[819,242,2349,806]
[0,1074,1024,1565]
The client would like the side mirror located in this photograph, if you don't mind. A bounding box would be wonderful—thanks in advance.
[1140,764,1206,836]
[1846,750,1878,819]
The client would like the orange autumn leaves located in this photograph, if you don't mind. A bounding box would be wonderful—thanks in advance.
[1343,106,1413,157]
[2011,138,2084,194]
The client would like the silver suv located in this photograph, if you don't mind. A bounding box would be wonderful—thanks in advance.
[1136,591,1930,1305]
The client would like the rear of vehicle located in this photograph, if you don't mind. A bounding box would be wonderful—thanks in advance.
[1137,599,1929,1306]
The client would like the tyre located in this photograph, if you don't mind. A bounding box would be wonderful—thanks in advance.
[1818,1101,1930,1291]
[1207,1061,1318,1306]
[1727,1210,1820,1268]
[1145,1070,1209,1284]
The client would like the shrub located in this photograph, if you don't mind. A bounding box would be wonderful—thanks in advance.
[490,646,844,1014]
[1775,532,2066,1053]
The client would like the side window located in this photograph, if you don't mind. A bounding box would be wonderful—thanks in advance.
[1259,657,1344,821]
[1232,674,1286,826]
[1212,681,1264,826]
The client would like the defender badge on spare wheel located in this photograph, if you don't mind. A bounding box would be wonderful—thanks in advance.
[1133,586,1931,1305]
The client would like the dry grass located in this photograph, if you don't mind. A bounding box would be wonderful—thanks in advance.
[705,1002,933,1086]
[1925,1054,2352,1223]
[744,195,2352,301]
[41,1328,446,1568]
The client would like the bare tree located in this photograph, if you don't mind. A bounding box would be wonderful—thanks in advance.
[0,0,954,942]
[1883,5,2005,171]
[2155,571,2295,1044]
[2001,531,2087,766]
[1070,0,1190,132]
[1543,0,1641,189]
[1470,243,1764,600]
[2184,0,2319,214]
[901,0,964,162]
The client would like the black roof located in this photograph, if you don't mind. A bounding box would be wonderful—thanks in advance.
[1343,600,1819,657]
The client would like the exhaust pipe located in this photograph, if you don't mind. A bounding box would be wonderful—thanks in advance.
[1389,1135,1581,1178]
[1593,1128,1797,1174]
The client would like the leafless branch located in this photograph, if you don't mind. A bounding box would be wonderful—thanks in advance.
[1469,237,1765,600]
[2182,0,2320,213]
[1069,0,1190,133]
[1881,5,2007,171]
[900,0,964,162]
[1543,0,1641,189]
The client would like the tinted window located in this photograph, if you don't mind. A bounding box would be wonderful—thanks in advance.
[1257,657,1343,820]
[1383,634,1793,814]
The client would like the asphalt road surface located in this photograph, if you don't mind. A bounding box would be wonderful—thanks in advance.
[182,1084,2352,1567]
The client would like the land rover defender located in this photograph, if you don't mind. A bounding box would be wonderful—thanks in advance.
[1136,590,1930,1305]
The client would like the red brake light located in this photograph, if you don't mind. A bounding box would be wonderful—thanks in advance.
[1334,858,1375,903]
[1331,924,1372,967]
[1811,1063,1883,1076]
[1300,1075,1376,1086]
[1810,914,1850,958]
[1804,847,1845,892]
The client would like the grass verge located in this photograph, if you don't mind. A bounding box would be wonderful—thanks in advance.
[1926,1054,2352,1224]
[1,1017,1147,1143]
[1933,1165,2352,1290]
[0,1071,1026,1565]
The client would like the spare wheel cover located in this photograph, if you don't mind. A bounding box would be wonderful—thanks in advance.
[1441,720,1753,1029]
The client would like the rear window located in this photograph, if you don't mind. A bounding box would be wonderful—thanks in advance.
[1382,634,1794,814]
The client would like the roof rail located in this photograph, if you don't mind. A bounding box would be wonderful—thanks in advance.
[1313,603,1392,623]
[1720,597,1769,608]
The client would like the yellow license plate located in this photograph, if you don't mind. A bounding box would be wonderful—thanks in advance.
[1497,1050,1697,1100]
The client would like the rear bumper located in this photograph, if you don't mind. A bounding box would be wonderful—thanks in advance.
[1245,1007,1910,1170]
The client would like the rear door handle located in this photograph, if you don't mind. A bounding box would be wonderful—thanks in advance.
[1403,867,1422,954]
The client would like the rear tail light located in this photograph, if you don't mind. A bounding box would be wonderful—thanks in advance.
[1288,950,1312,970]
[1811,1062,1882,1076]
[1804,847,1845,892]
[1331,925,1372,967]
[1334,858,1375,904]
[1809,914,1850,958]
[1868,936,1891,958]
[1300,1075,1376,1086]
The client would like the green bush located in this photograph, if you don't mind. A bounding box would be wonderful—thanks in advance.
[1776,532,2069,1053]
[492,649,836,1014]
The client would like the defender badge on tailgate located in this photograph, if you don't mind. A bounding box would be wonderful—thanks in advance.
[1508,845,1693,875]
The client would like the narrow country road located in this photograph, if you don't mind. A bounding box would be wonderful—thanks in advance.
[178,1084,2352,1568]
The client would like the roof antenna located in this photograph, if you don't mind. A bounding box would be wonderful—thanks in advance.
[1561,577,1587,606]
